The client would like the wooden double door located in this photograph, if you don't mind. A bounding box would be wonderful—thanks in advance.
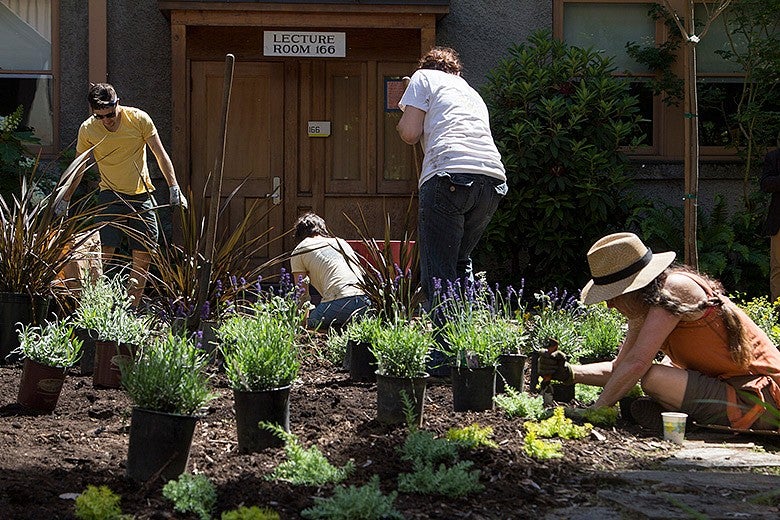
[190,59,418,271]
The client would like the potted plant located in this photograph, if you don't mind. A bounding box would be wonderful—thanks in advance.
[0,149,103,363]
[12,318,82,413]
[578,303,625,363]
[528,299,582,402]
[121,332,213,483]
[441,311,505,412]
[217,306,301,453]
[490,317,529,394]
[371,319,433,426]
[72,274,125,376]
[343,314,382,382]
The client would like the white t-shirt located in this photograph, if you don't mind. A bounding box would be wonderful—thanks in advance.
[290,236,364,302]
[398,68,506,188]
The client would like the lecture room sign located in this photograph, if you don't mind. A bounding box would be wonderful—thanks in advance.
[263,31,346,58]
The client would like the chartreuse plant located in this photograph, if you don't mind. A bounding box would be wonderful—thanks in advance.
[221,506,280,520]
[526,407,592,440]
[493,387,546,420]
[162,473,217,520]
[261,422,354,486]
[445,423,499,450]
[300,475,403,520]
[582,406,620,428]
[74,485,129,520]
[480,29,644,292]
[523,431,563,461]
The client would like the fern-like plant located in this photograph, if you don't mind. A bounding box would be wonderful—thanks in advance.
[397,461,484,498]
[300,475,403,520]
[162,473,217,520]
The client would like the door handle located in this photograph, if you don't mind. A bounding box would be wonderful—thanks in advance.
[272,176,281,205]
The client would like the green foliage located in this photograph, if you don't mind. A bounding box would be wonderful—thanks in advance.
[121,333,214,415]
[582,406,619,428]
[625,4,684,107]
[74,485,126,520]
[0,148,105,295]
[525,407,592,440]
[74,274,152,345]
[371,319,433,378]
[629,194,768,298]
[398,429,458,467]
[221,506,280,520]
[529,292,584,361]
[737,295,780,347]
[445,423,499,450]
[397,461,484,498]
[300,475,403,520]
[345,314,383,345]
[324,326,349,366]
[579,303,625,359]
[441,310,505,368]
[162,473,217,520]
[522,430,563,461]
[261,422,354,486]
[0,106,40,199]
[479,29,645,293]
[218,312,301,391]
[493,386,546,420]
[13,318,82,367]
[575,384,602,406]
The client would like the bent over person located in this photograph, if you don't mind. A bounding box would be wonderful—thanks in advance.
[539,232,780,433]
[290,213,371,330]
[58,83,188,306]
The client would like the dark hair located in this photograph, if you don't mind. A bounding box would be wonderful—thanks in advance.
[418,46,462,75]
[87,83,119,110]
[640,265,750,367]
[294,213,330,241]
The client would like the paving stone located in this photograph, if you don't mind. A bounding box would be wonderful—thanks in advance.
[597,490,778,519]
[613,469,780,493]
[663,439,780,468]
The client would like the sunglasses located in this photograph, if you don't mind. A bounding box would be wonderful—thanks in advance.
[93,110,117,120]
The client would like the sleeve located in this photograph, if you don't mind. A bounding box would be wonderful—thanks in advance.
[290,245,306,273]
[138,109,158,141]
[760,150,780,193]
[398,70,430,113]
[76,124,91,154]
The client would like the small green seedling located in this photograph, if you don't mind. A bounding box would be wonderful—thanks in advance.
[300,475,403,520]
[523,430,563,460]
[74,485,126,520]
[493,387,545,420]
[525,407,592,439]
[162,473,217,520]
[221,506,281,520]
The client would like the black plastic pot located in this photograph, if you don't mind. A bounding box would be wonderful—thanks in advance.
[451,366,496,412]
[375,372,428,426]
[233,385,291,453]
[496,353,526,394]
[0,293,50,364]
[126,407,198,483]
[76,328,97,376]
[348,340,376,382]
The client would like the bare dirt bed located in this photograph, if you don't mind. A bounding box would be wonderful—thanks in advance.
[0,349,677,520]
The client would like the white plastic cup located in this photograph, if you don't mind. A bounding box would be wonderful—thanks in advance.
[661,412,688,444]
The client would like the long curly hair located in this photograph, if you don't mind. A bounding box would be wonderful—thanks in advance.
[639,265,751,367]
[293,212,331,242]
[418,46,462,75]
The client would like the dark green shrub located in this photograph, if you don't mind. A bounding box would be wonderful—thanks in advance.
[479,29,645,293]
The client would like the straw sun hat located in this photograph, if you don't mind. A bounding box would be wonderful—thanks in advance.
[580,232,676,305]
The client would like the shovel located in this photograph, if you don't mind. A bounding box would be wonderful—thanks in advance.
[540,337,559,408]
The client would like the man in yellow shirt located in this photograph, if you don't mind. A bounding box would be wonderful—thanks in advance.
[58,83,188,306]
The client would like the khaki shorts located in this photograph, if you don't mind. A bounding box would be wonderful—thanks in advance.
[682,371,780,430]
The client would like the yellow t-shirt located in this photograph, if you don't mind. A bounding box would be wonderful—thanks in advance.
[76,106,156,195]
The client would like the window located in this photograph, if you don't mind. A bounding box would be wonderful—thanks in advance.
[0,0,56,149]
[555,0,752,159]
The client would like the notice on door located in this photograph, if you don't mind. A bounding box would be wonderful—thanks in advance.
[264,31,346,58]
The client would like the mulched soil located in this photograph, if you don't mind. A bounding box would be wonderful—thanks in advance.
[0,345,686,520]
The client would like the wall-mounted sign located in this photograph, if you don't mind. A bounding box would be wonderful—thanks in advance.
[308,121,331,137]
[264,31,346,58]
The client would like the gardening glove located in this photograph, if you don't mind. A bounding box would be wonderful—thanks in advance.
[54,199,69,218]
[169,185,188,210]
[538,350,574,385]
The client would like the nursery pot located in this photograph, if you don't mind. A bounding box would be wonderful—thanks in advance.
[0,293,50,364]
[348,340,376,382]
[496,353,527,394]
[619,396,639,423]
[17,359,66,413]
[76,328,97,376]
[93,340,134,389]
[233,385,291,453]
[126,407,198,483]
[375,372,428,427]
[451,366,497,412]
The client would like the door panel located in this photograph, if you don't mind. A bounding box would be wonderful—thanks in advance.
[191,61,285,269]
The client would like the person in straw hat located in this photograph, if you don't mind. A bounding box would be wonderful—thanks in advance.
[539,232,780,433]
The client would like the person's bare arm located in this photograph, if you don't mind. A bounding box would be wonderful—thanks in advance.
[396,106,425,145]
[146,133,178,187]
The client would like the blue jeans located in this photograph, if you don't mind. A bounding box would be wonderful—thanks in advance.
[307,295,372,330]
[418,172,507,307]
